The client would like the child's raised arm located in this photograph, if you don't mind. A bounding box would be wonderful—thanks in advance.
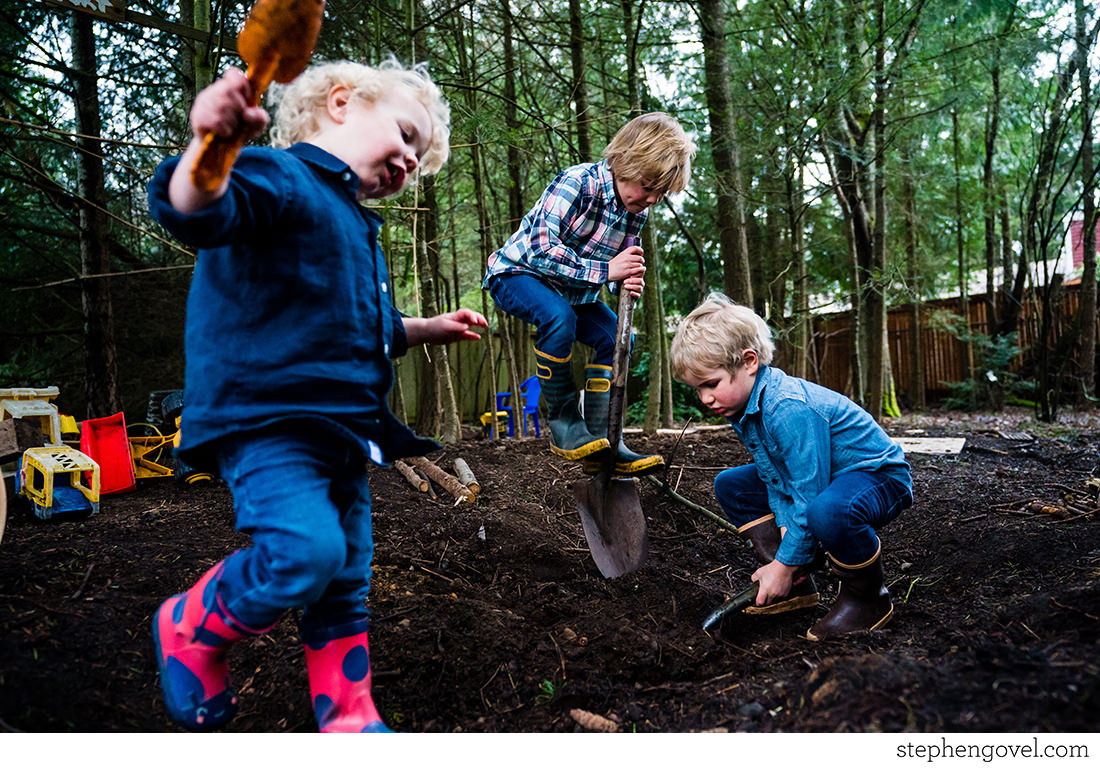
[168,68,270,215]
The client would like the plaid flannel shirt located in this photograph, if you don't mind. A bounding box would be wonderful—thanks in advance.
[482,160,647,305]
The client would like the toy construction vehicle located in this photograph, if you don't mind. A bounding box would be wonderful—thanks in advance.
[16,445,101,520]
[1,387,101,521]
[81,390,212,487]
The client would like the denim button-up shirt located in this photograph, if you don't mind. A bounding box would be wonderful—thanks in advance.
[147,143,438,469]
[730,366,911,566]
[482,161,646,304]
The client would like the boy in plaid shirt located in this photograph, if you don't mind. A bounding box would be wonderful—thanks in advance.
[483,113,695,475]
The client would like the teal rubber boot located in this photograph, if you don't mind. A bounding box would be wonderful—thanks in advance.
[536,349,610,461]
[581,364,664,477]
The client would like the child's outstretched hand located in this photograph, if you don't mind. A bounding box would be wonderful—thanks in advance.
[403,309,489,347]
[608,243,646,297]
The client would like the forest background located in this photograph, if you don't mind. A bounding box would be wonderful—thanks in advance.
[2,0,1098,444]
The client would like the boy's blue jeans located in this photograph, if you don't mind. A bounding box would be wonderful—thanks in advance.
[489,273,617,364]
[213,422,375,642]
[714,464,911,566]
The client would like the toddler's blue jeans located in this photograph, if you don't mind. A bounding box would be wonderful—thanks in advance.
[489,273,617,364]
[213,421,375,643]
[714,464,911,565]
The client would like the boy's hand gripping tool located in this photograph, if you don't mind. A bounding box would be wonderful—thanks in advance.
[191,0,326,191]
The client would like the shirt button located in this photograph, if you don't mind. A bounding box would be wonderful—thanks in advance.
[381,282,388,294]
[342,171,354,182]
[383,344,390,355]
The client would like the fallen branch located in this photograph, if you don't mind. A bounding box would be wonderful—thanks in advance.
[394,460,429,493]
[408,456,475,504]
[453,458,481,495]
[646,476,738,535]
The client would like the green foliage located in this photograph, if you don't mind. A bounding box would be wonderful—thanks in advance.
[626,349,712,425]
[932,311,1035,411]
[534,676,564,705]
[3,0,1095,420]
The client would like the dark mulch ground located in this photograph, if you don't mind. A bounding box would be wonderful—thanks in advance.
[2,408,1099,733]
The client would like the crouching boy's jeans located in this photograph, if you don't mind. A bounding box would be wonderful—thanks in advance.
[714,464,911,565]
[214,421,375,643]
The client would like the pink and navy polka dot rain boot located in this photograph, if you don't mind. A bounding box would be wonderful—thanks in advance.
[152,560,270,730]
[305,630,392,732]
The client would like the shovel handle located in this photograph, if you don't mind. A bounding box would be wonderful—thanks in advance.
[190,57,280,193]
[701,582,760,633]
[606,235,638,454]
[607,291,634,453]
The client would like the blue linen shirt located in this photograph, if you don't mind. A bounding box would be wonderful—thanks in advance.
[729,365,912,566]
[482,160,646,304]
[147,143,439,470]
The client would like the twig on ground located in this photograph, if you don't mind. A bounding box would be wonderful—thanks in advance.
[647,476,738,535]
[661,419,694,488]
[70,563,95,600]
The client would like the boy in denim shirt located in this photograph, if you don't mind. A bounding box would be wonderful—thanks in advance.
[147,60,487,731]
[483,113,696,476]
[670,294,912,639]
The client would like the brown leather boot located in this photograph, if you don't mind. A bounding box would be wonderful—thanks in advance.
[805,548,893,641]
[737,514,819,615]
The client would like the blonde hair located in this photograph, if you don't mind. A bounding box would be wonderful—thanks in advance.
[269,57,451,176]
[602,112,696,194]
[670,292,775,380]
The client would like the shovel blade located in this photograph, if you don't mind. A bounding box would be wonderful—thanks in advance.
[573,475,648,578]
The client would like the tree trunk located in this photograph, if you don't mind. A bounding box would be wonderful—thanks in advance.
[500,2,525,432]
[901,142,926,409]
[787,164,809,379]
[569,0,592,159]
[983,49,1002,335]
[1077,0,1097,401]
[952,104,973,407]
[642,224,663,434]
[71,11,121,419]
[867,0,887,421]
[1000,59,1079,340]
[453,7,503,436]
[698,0,752,306]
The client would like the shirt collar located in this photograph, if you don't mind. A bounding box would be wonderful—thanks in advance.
[596,160,625,214]
[745,365,771,415]
[288,142,383,222]
[730,364,771,426]
[288,142,348,173]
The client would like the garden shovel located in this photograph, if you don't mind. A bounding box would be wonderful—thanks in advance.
[191,0,326,191]
[573,279,648,579]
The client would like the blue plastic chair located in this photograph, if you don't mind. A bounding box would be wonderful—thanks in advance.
[495,375,541,437]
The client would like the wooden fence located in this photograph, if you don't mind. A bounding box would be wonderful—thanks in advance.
[398,283,1097,422]
[811,283,1097,401]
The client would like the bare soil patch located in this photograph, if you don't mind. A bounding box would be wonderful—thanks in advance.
[2,409,1099,732]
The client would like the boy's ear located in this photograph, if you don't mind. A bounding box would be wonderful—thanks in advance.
[742,349,760,374]
[326,85,353,123]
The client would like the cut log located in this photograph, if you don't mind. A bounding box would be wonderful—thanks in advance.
[408,456,475,503]
[394,459,429,492]
[422,475,438,498]
[453,458,481,495]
